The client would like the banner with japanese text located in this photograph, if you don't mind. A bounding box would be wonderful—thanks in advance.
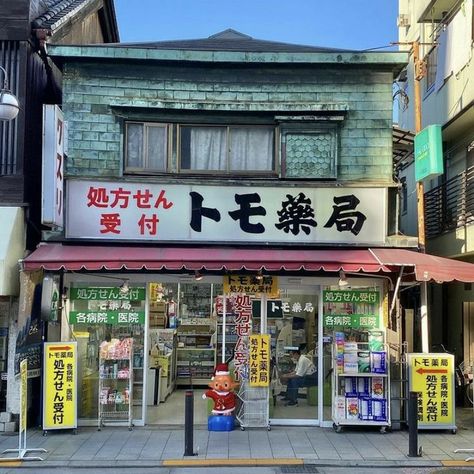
[223,275,279,297]
[407,353,455,430]
[249,334,270,387]
[323,289,380,329]
[43,342,77,431]
[66,180,387,245]
[20,359,27,433]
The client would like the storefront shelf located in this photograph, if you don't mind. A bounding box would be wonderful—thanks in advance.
[338,373,388,377]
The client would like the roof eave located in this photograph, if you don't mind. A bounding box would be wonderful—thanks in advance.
[47,44,408,73]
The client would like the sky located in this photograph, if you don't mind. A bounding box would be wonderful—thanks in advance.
[114,0,400,51]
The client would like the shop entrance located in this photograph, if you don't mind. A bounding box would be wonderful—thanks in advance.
[268,286,319,424]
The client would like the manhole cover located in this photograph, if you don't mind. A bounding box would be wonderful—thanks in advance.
[280,466,319,473]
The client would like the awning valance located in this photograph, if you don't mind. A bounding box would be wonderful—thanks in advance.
[21,243,474,283]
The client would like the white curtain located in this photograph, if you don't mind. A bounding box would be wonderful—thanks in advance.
[190,127,227,170]
[229,128,273,170]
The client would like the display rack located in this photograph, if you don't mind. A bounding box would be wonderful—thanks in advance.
[150,329,176,402]
[176,319,216,386]
[332,331,390,433]
[98,338,133,430]
[217,313,238,362]
[236,379,270,431]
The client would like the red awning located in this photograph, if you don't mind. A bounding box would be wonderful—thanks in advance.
[21,243,474,283]
[21,244,388,273]
[370,248,474,283]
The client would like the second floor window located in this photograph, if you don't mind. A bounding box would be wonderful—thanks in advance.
[180,125,274,172]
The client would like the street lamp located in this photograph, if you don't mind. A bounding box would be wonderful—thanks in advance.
[0,65,20,121]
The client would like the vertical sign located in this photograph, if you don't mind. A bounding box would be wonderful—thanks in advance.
[233,294,252,381]
[249,334,270,387]
[414,124,444,182]
[20,359,27,433]
[407,353,456,430]
[42,342,77,431]
[42,104,64,228]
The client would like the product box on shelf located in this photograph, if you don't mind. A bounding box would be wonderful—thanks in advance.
[357,351,370,373]
[150,312,167,328]
[335,396,346,420]
[345,397,359,420]
[150,301,167,312]
[357,377,370,396]
[371,377,384,398]
[370,351,387,373]
[368,330,384,351]
[343,350,358,373]
[359,397,387,421]
[345,377,357,396]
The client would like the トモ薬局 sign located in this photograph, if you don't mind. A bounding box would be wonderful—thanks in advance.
[407,353,456,430]
[66,180,387,245]
[43,342,77,431]
[249,334,270,387]
[223,275,279,297]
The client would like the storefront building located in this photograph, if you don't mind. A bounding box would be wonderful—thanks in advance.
[19,31,474,428]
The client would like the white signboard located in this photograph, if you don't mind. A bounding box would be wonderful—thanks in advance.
[42,105,64,228]
[66,180,387,245]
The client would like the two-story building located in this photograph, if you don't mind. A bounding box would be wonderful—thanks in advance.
[21,30,474,429]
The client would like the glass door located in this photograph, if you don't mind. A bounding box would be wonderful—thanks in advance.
[268,286,319,425]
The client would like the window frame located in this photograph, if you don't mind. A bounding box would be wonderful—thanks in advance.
[124,121,170,174]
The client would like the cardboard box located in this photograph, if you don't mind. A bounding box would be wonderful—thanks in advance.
[150,301,167,312]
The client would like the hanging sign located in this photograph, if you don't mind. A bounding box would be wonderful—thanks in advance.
[407,353,456,430]
[249,334,270,387]
[223,275,279,297]
[42,342,77,431]
[233,295,252,381]
[414,124,444,182]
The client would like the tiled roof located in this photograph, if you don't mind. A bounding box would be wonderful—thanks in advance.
[32,0,93,30]
[112,29,355,53]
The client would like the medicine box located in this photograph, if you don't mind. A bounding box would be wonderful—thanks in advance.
[345,377,357,396]
[357,377,370,396]
[370,351,387,373]
[345,397,359,420]
[371,377,384,398]
[335,396,346,420]
[343,362,358,374]
[368,330,384,351]
[358,397,387,421]
[344,342,358,352]
[358,351,371,373]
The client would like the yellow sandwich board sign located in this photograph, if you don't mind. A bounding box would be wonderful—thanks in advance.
[407,353,456,431]
[42,342,77,431]
[249,334,270,387]
[20,359,27,433]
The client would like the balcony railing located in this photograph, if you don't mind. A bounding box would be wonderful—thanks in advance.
[425,166,474,239]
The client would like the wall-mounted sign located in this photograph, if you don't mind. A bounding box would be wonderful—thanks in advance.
[42,105,64,228]
[414,124,444,182]
[223,275,279,296]
[66,180,387,245]
[249,334,270,387]
[69,311,145,325]
[42,342,77,431]
[69,287,145,301]
[407,353,455,430]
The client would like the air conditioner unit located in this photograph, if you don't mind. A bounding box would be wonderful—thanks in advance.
[397,13,411,27]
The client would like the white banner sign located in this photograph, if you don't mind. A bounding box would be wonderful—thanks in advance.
[42,105,64,228]
[66,180,387,244]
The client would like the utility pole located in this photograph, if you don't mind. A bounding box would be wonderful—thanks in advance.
[395,40,430,352]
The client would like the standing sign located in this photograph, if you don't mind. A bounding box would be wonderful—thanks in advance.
[20,359,27,433]
[407,353,456,430]
[249,335,270,387]
[42,342,77,431]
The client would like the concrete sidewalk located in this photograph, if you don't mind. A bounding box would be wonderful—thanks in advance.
[1,423,474,470]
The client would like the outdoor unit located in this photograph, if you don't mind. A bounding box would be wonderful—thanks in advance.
[397,14,411,27]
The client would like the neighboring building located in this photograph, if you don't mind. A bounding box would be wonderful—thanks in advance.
[0,0,118,423]
[397,0,474,364]
[20,30,474,429]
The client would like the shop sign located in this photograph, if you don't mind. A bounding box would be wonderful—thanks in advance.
[233,295,252,381]
[69,287,145,301]
[414,124,443,182]
[407,353,455,429]
[252,299,315,318]
[42,104,65,228]
[323,314,379,329]
[249,334,270,387]
[69,311,145,325]
[66,180,387,245]
[42,342,77,431]
[323,290,379,304]
[223,275,279,296]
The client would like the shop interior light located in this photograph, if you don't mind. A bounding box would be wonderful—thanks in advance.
[0,65,20,121]
[119,280,130,295]
[338,271,349,288]
[194,271,203,281]
[256,271,264,282]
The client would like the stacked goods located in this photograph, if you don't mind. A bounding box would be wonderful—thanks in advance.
[150,301,167,328]
[334,332,345,374]
[99,337,133,359]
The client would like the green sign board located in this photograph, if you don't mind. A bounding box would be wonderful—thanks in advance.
[415,124,443,182]
[69,311,145,325]
[323,314,379,329]
[323,290,379,304]
[69,287,146,301]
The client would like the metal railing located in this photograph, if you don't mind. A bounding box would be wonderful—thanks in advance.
[425,166,474,239]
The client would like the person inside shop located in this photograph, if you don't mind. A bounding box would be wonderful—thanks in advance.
[279,345,317,406]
